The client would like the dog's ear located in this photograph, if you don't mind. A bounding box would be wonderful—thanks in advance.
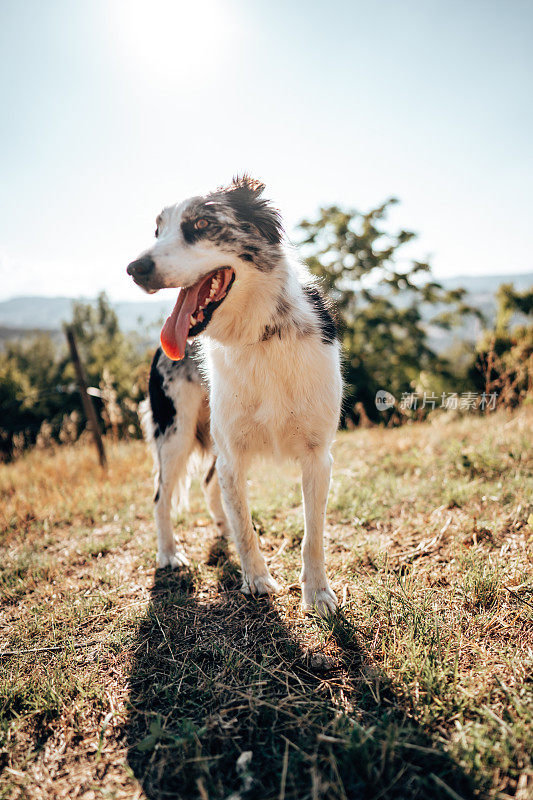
[221,175,283,244]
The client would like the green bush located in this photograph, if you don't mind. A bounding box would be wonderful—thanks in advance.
[0,293,151,460]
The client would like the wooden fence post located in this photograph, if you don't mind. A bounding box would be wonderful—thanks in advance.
[65,326,107,468]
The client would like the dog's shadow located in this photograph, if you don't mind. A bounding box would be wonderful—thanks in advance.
[125,543,477,800]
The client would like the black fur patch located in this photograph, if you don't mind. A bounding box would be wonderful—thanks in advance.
[302,286,337,344]
[212,231,237,245]
[213,175,283,245]
[261,324,283,341]
[181,219,200,244]
[174,178,283,272]
[149,349,177,437]
[181,218,216,245]
[180,205,221,245]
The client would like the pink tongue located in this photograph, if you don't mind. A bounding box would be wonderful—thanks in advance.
[160,282,202,361]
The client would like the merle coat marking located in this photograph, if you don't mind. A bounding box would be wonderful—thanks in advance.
[130,176,342,616]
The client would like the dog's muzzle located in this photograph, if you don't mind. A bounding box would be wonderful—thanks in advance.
[127,255,155,285]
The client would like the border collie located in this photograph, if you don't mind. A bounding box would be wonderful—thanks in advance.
[127,176,342,615]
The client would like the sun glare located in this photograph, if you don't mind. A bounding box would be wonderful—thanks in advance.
[108,0,237,86]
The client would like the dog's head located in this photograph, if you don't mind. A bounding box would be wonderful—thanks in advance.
[127,175,283,360]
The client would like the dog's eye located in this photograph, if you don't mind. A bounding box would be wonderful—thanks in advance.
[194,218,209,230]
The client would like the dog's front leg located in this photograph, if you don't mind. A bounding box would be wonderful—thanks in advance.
[216,452,280,597]
[300,450,338,616]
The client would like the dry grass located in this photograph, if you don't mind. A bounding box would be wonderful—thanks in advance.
[0,407,532,799]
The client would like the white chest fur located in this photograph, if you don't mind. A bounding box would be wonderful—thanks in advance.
[205,335,342,460]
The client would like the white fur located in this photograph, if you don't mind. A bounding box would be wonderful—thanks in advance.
[133,192,342,616]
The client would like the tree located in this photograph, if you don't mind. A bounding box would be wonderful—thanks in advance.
[0,293,151,459]
[69,293,135,388]
[66,293,150,436]
[297,200,480,424]
[469,284,533,408]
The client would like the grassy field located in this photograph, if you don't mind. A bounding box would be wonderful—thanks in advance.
[0,407,532,800]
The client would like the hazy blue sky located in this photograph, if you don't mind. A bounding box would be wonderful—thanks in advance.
[0,0,531,302]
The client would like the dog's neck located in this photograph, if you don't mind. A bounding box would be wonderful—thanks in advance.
[204,250,316,350]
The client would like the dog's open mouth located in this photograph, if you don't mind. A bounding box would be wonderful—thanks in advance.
[160,267,234,360]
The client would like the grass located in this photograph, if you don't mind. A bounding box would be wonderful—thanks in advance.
[0,407,532,799]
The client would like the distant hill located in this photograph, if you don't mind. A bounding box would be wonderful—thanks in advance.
[438,273,533,294]
[0,325,66,347]
[0,296,169,335]
[0,272,531,351]
[439,272,533,323]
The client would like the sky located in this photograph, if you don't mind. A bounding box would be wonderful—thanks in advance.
[0,0,532,303]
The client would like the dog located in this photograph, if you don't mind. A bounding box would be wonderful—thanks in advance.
[127,176,342,615]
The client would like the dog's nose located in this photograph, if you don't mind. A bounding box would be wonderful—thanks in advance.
[127,255,155,278]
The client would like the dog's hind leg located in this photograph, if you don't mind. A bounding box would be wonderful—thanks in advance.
[299,449,338,616]
[152,383,206,569]
[153,426,195,569]
[202,457,231,566]
[202,457,230,537]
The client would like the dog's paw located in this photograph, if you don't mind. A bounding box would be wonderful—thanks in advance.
[302,582,338,617]
[241,571,281,597]
[157,550,190,569]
